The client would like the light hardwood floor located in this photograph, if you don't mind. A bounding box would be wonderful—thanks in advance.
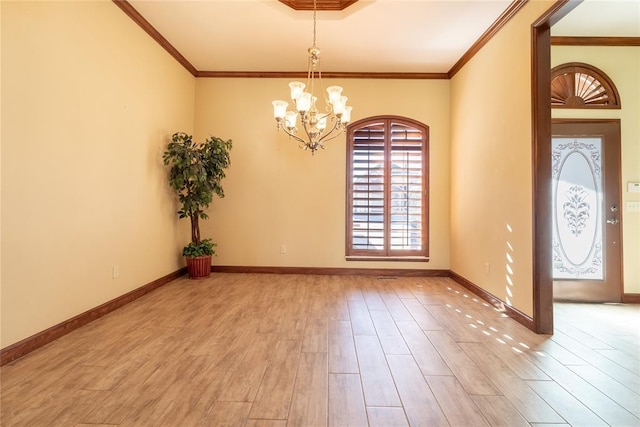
[1,274,639,426]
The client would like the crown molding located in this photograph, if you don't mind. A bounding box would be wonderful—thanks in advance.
[448,0,528,78]
[114,0,525,80]
[195,71,449,79]
[112,0,198,76]
[551,36,640,46]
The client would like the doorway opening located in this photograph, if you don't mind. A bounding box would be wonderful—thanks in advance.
[532,2,633,333]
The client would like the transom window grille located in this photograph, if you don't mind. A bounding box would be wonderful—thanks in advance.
[551,62,620,109]
[346,116,428,259]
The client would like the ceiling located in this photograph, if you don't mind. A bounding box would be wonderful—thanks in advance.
[552,0,640,37]
[126,0,640,75]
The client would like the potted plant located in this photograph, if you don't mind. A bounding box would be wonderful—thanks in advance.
[163,132,232,279]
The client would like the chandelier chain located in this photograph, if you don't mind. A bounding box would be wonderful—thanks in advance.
[312,0,317,48]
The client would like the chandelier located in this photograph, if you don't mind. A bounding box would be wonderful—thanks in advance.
[272,0,352,155]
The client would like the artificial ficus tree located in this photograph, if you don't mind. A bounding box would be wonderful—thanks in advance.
[163,132,232,256]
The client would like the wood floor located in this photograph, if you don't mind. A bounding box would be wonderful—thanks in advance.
[1,274,639,426]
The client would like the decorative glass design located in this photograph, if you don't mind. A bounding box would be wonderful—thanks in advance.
[552,137,603,280]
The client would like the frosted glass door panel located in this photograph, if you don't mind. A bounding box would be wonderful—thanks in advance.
[552,137,603,280]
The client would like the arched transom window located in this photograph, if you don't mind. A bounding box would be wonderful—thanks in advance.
[551,62,620,109]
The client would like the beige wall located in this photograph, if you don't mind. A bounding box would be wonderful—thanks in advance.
[450,0,555,317]
[1,1,195,347]
[194,78,451,270]
[551,46,640,294]
[3,0,590,348]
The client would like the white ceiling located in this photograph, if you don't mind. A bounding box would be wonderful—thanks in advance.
[127,0,640,74]
[552,0,640,37]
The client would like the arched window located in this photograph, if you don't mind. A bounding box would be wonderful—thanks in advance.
[346,116,428,259]
[551,62,620,108]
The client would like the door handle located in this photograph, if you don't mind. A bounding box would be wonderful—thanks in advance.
[606,218,619,225]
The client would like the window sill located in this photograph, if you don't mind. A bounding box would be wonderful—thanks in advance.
[346,256,430,262]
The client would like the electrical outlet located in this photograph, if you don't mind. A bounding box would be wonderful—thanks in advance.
[112,265,120,279]
[485,263,490,274]
[280,244,287,254]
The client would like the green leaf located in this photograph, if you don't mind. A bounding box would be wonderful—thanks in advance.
[164,131,232,246]
[182,239,216,257]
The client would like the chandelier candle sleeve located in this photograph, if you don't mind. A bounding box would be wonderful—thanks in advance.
[326,86,343,103]
[333,96,347,115]
[290,82,306,100]
[272,101,288,120]
[285,111,298,129]
[297,93,313,113]
[342,106,352,124]
[317,116,327,130]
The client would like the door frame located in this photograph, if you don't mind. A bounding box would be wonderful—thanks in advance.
[531,0,583,334]
[551,119,623,302]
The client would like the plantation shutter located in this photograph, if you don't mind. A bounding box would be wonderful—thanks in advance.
[389,122,425,254]
[347,117,428,258]
[351,121,386,252]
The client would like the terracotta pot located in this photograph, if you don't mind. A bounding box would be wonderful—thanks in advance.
[185,255,212,280]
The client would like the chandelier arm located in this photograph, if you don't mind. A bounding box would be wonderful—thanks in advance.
[316,69,329,107]
[282,117,321,153]
[318,129,342,144]
[316,111,333,121]
[317,126,346,145]
[299,117,319,145]
[300,143,314,151]
[278,125,310,146]
[316,116,343,143]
